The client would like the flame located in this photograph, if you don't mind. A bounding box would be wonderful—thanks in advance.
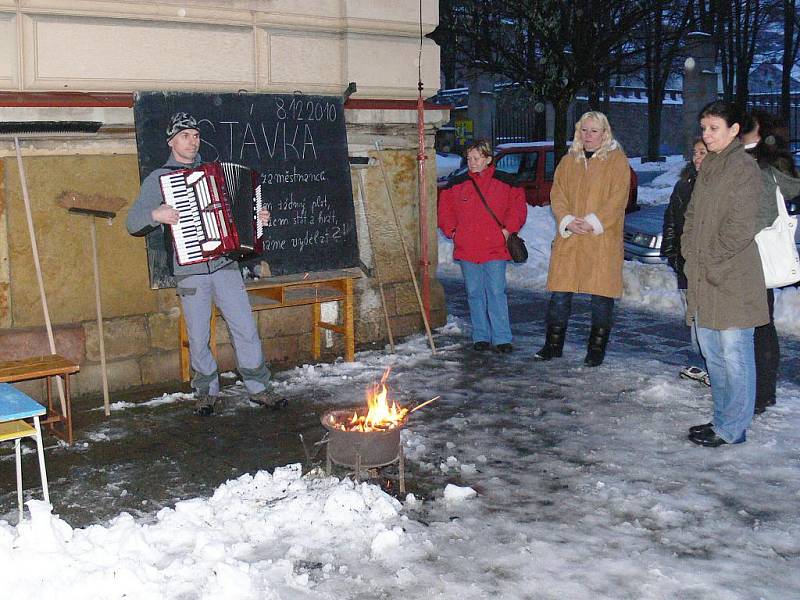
[332,368,409,432]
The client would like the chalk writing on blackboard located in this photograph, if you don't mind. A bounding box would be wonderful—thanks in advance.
[133,91,358,289]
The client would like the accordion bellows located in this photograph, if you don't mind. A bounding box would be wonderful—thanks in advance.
[159,162,265,265]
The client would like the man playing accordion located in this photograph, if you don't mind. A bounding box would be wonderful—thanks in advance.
[127,112,285,416]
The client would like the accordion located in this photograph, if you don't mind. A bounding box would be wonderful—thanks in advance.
[159,162,265,265]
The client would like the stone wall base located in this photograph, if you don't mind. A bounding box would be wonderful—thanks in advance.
[0,277,445,409]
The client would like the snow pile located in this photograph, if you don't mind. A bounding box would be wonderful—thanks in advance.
[0,464,434,599]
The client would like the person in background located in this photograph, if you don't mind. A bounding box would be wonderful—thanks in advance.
[534,111,630,367]
[682,101,767,447]
[438,139,527,354]
[127,112,284,416]
[661,138,710,386]
[740,109,800,414]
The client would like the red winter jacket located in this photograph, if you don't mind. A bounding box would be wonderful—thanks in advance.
[437,166,527,263]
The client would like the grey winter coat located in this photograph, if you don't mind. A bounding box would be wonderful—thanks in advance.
[681,139,769,330]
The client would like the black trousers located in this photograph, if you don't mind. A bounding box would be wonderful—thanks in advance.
[754,289,778,408]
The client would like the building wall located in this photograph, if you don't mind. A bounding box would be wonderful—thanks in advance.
[0,1,446,406]
[0,0,439,98]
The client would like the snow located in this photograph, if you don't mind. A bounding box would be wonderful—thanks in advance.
[2,160,800,598]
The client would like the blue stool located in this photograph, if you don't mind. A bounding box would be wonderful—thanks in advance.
[0,383,50,522]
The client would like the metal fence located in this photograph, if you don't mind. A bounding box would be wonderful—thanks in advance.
[492,90,545,146]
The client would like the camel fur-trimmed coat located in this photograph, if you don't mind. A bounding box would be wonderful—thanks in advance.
[546,144,631,298]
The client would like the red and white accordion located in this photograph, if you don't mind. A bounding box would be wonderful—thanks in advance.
[159,162,265,265]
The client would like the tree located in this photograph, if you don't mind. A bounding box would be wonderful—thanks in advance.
[636,0,694,161]
[436,0,459,89]
[691,0,777,105]
[432,0,649,159]
[781,0,800,123]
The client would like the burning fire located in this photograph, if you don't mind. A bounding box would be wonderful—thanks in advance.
[334,368,409,432]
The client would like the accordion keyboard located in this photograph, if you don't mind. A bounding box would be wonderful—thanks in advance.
[160,161,262,265]
[161,170,222,265]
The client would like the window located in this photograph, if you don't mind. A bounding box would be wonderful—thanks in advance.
[545,151,556,181]
[518,152,539,181]
[495,152,524,175]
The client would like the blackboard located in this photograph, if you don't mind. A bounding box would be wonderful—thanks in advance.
[133,91,359,288]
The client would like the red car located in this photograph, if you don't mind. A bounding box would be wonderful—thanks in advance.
[437,142,639,213]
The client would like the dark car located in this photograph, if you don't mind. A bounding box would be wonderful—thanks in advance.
[622,204,667,264]
[437,142,639,213]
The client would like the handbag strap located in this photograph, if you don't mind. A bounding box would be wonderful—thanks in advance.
[469,178,505,230]
[770,168,791,220]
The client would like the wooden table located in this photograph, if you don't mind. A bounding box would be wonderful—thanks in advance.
[0,355,80,444]
[179,270,359,382]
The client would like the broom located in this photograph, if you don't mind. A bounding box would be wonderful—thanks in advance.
[2,121,102,420]
[57,192,126,417]
[374,140,437,354]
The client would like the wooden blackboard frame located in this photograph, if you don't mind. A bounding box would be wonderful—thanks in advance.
[133,91,359,289]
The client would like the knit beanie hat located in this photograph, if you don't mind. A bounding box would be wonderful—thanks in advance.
[166,112,199,140]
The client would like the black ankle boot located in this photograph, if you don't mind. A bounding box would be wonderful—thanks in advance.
[584,327,610,367]
[534,325,566,361]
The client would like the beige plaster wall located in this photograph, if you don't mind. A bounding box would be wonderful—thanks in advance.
[3,154,153,327]
[0,0,439,99]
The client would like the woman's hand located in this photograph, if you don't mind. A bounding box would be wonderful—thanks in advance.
[566,217,593,235]
[258,208,271,224]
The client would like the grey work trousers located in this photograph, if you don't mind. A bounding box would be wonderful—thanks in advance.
[177,268,270,396]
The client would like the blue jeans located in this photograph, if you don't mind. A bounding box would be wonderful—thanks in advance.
[546,292,614,329]
[459,260,512,345]
[680,290,706,370]
[695,325,755,443]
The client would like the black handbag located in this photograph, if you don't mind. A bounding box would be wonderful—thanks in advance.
[470,179,528,263]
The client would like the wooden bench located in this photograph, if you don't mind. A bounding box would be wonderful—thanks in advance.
[0,355,80,445]
[179,270,359,382]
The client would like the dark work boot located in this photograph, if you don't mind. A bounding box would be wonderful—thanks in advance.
[534,325,566,361]
[584,327,611,367]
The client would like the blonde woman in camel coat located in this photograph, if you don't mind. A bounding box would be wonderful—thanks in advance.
[534,111,630,367]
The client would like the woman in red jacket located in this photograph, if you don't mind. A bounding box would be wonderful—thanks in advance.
[438,140,527,353]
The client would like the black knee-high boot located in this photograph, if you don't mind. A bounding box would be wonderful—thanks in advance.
[534,325,567,361]
[584,327,610,367]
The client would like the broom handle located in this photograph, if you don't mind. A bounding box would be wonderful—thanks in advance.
[357,169,395,352]
[14,137,67,416]
[90,219,110,416]
[374,141,436,354]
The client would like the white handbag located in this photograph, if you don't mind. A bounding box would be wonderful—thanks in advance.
[755,171,800,288]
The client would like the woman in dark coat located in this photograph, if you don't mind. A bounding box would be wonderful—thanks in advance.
[740,109,800,414]
[682,101,768,447]
[661,138,709,385]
